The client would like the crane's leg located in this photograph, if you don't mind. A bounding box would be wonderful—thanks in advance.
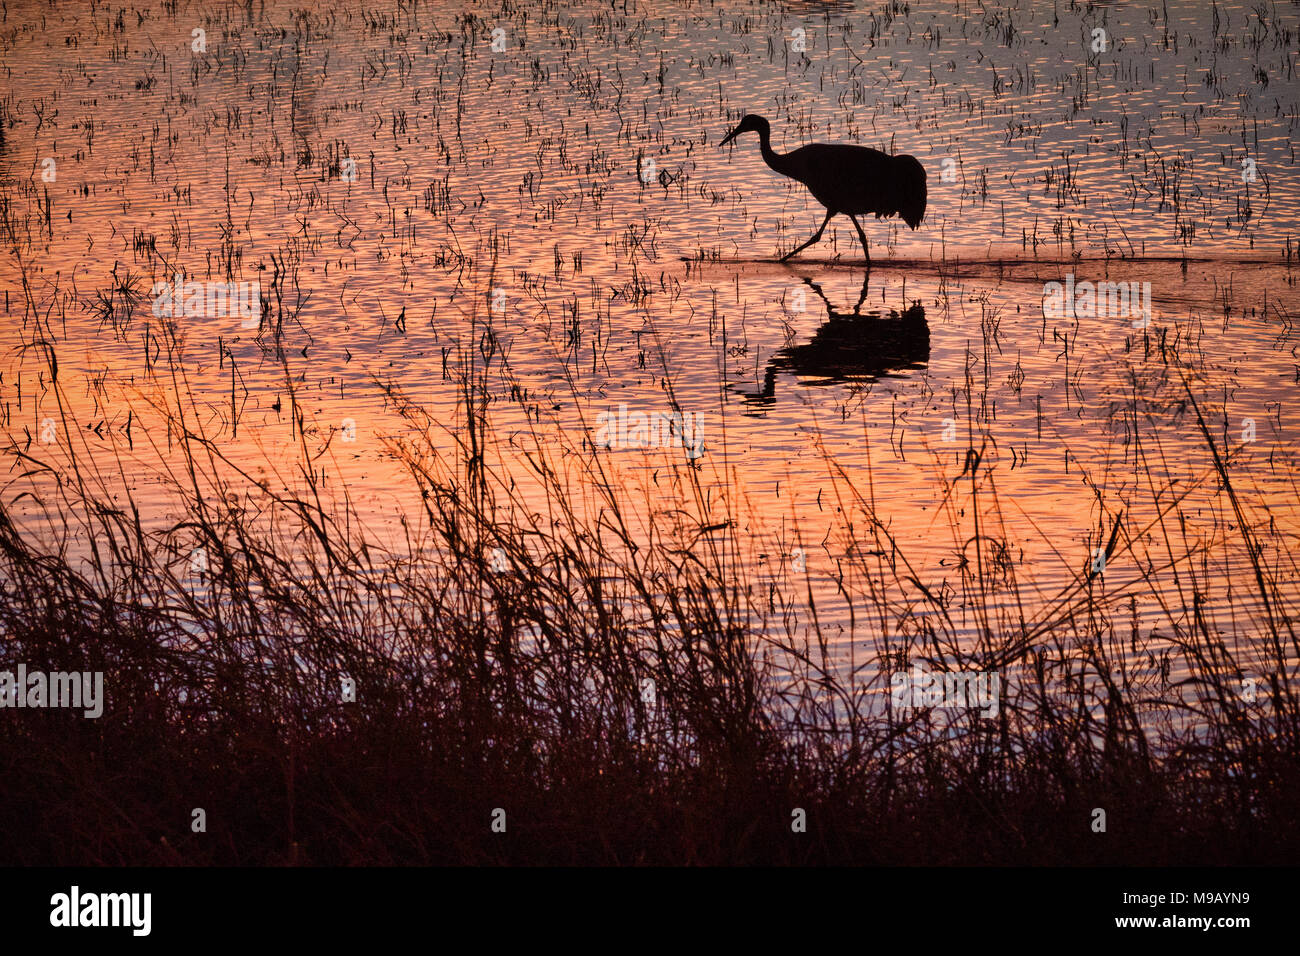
[848,214,871,265]
[780,210,835,262]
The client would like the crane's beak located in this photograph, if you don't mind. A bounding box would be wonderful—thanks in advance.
[719,125,742,147]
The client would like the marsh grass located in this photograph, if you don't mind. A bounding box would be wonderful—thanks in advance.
[0,278,1297,865]
[1,0,1299,865]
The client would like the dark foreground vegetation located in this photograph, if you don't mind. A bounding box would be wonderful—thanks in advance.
[1,329,1297,867]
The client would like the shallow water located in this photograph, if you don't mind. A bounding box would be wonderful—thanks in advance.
[1,0,1297,692]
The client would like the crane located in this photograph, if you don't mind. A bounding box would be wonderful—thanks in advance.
[719,114,927,264]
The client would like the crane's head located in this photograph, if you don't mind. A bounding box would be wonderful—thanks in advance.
[895,155,928,230]
[719,114,770,147]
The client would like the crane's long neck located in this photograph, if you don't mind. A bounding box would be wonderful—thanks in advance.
[757,128,790,176]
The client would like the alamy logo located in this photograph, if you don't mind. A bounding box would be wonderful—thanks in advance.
[1042,273,1152,328]
[150,275,261,328]
[0,665,103,718]
[593,404,704,458]
[50,886,150,936]
[890,661,1001,718]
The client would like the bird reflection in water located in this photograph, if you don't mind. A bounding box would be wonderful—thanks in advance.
[733,273,929,407]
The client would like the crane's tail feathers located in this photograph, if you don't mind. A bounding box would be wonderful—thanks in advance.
[897,155,927,230]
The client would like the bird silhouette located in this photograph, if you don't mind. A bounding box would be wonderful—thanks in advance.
[719,114,927,264]
[732,274,929,406]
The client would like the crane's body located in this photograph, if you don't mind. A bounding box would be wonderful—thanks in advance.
[719,114,927,263]
[776,143,926,224]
